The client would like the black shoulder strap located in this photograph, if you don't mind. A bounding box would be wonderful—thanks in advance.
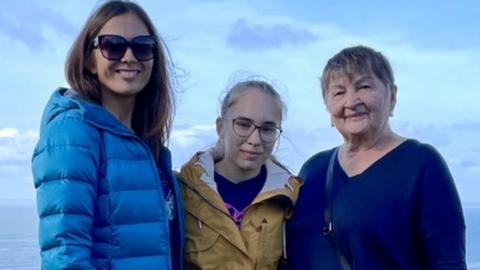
[323,147,352,270]
[323,147,338,236]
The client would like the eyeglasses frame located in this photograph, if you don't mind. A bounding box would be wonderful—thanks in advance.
[225,117,283,143]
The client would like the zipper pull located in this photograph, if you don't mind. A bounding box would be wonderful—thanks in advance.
[198,219,203,229]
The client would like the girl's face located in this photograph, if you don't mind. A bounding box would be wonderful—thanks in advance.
[89,12,154,100]
[217,88,282,180]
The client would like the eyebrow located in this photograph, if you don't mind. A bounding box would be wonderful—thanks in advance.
[235,116,279,126]
[355,75,375,85]
[329,84,346,90]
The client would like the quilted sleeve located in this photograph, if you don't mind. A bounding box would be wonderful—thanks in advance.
[32,115,101,270]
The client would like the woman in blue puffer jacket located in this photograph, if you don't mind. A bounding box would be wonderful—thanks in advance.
[31,1,184,269]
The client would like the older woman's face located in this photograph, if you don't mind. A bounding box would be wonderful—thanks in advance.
[325,72,396,140]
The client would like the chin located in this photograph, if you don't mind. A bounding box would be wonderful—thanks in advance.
[346,129,368,135]
[111,87,144,97]
[237,160,263,172]
[343,124,370,135]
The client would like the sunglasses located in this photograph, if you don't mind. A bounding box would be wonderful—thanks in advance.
[92,34,157,61]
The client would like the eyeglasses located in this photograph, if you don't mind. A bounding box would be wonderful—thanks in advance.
[229,117,282,143]
[92,34,157,61]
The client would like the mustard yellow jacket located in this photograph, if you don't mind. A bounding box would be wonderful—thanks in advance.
[177,151,302,270]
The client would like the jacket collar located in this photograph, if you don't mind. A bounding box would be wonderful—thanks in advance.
[184,149,298,205]
[41,88,134,137]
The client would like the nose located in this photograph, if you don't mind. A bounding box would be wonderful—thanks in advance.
[345,88,359,108]
[246,127,262,146]
[121,47,137,62]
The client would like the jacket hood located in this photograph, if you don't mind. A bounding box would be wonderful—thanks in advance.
[179,150,302,210]
[40,88,133,136]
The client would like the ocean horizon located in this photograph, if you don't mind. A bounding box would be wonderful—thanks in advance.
[1,200,479,269]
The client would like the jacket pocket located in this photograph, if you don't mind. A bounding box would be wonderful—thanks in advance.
[184,215,222,269]
[185,215,220,253]
[244,209,283,269]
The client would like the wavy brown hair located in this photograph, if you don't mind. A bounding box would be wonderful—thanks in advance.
[65,0,175,162]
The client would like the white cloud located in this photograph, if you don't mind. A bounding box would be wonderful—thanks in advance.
[170,125,217,169]
[226,18,317,51]
[0,129,37,161]
[171,124,216,148]
[0,0,78,51]
[0,128,18,138]
[0,164,20,174]
[0,128,37,200]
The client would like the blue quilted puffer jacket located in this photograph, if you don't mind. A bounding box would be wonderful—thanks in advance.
[32,88,184,270]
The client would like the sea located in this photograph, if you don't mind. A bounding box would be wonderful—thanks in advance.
[0,200,479,269]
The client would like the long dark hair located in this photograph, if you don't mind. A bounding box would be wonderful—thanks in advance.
[65,0,175,162]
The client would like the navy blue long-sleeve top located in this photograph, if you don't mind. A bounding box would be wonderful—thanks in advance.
[286,139,466,270]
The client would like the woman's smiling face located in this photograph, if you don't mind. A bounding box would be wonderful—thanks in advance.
[325,72,396,141]
[89,12,153,99]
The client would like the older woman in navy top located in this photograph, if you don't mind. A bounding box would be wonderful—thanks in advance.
[286,45,466,270]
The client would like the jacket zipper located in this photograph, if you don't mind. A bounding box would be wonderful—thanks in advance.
[132,136,174,269]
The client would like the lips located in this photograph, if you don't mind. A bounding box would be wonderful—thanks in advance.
[345,112,368,118]
[344,106,369,119]
[115,69,141,80]
[240,150,262,160]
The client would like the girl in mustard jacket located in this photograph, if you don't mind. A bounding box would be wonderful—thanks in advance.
[178,79,302,269]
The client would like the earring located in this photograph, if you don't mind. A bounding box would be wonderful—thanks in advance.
[331,121,335,127]
[389,111,394,117]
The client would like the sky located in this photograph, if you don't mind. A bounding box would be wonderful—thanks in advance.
[0,0,479,205]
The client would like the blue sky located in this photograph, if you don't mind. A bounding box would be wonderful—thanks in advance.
[0,0,479,204]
